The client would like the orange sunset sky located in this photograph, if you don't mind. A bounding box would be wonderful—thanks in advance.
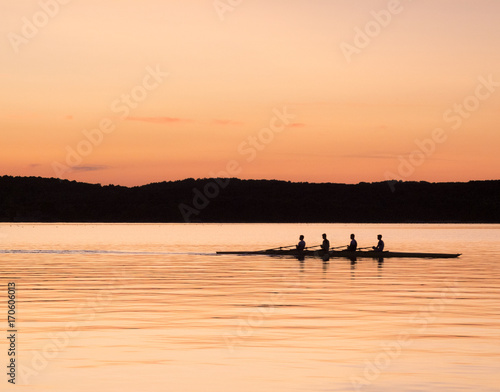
[1,0,500,186]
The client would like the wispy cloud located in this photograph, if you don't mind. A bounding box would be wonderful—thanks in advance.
[127,116,192,124]
[212,119,244,126]
[339,154,455,161]
[338,154,398,160]
[70,165,109,172]
[2,113,40,120]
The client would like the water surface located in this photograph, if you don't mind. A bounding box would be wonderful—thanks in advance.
[1,223,499,391]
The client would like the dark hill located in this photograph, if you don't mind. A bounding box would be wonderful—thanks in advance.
[0,176,499,223]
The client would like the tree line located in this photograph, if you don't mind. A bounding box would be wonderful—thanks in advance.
[0,175,499,223]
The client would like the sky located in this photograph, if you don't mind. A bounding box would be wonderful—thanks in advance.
[1,0,500,186]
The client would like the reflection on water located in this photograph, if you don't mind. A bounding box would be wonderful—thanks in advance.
[1,223,500,392]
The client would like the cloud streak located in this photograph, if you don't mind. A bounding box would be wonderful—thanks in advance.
[70,165,109,172]
[127,116,192,124]
[212,119,244,126]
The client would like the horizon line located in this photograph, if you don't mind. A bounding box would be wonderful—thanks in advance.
[1,174,499,189]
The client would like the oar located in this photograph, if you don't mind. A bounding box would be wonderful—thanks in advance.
[308,244,350,251]
[308,244,347,252]
[258,244,297,252]
[305,244,322,250]
[330,245,348,250]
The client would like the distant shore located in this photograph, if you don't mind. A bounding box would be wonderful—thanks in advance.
[1,176,499,223]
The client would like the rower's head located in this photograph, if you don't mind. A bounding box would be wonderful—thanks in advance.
[299,235,304,240]
[322,233,327,239]
[377,234,382,239]
[350,233,355,239]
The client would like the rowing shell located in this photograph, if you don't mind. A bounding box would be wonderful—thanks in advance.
[216,249,461,259]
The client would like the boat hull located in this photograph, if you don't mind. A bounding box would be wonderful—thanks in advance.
[216,250,461,259]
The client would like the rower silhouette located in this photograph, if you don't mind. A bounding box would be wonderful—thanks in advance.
[347,233,357,251]
[373,234,384,252]
[296,235,306,260]
[296,235,305,251]
[321,233,330,252]
[321,233,330,261]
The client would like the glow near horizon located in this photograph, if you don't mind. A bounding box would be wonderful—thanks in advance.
[1,0,500,186]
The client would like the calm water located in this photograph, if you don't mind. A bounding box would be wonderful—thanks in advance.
[1,223,500,391]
